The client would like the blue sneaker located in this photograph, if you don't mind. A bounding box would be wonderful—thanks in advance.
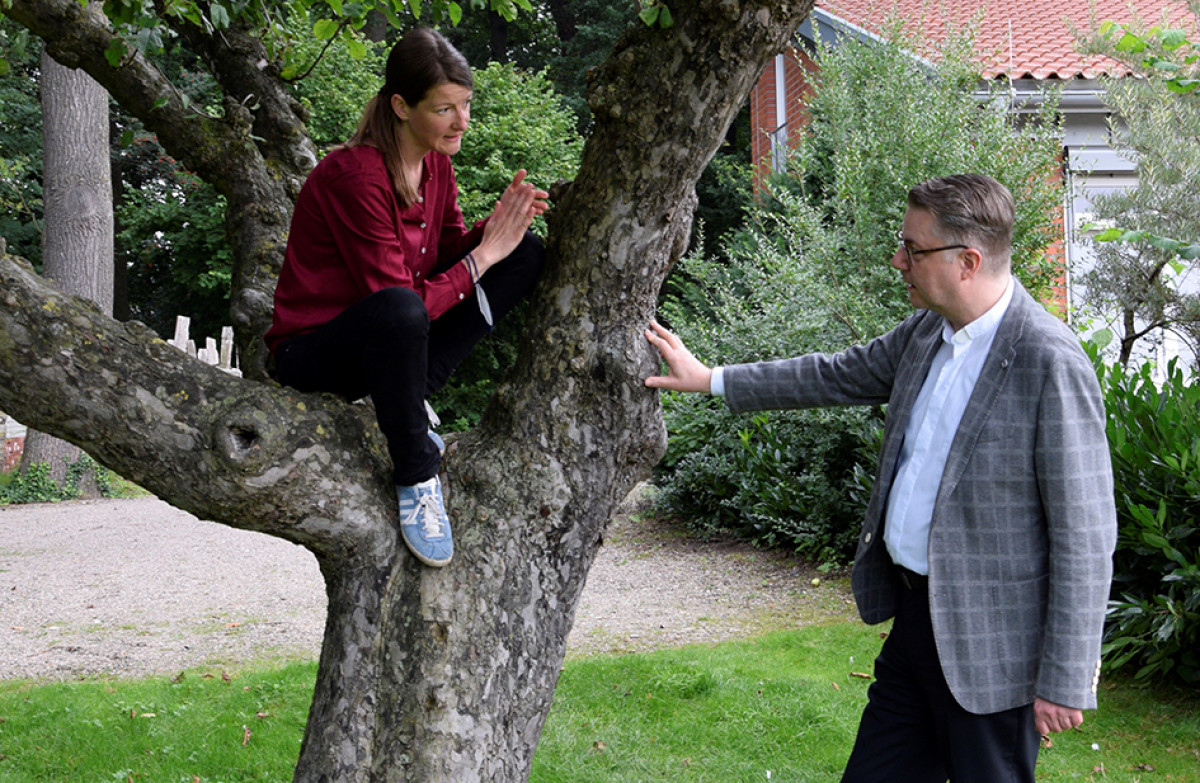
[397,477,453,567]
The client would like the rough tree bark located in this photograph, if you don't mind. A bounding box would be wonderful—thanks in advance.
[19,46,113,487]
[0,1,815,780]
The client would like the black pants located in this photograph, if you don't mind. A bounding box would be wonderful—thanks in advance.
[840,572,1040,783]
[274,232,544,485]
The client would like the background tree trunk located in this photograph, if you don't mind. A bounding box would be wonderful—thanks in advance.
[19,47,112,491]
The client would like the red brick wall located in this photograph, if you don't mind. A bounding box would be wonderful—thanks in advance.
[750,46,818,192]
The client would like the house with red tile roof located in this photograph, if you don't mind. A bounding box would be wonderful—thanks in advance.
[749,0,1193,361]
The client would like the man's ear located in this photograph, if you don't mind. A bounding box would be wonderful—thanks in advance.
[390,94,409,121]
[960,247,985,279]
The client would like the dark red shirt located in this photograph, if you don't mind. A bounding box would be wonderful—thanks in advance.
[265,144,484,351]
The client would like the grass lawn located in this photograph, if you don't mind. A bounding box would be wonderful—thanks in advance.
[0,623,1196,781]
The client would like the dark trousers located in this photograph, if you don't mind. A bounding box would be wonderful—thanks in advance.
[841,572,1041,783]
[274,231,544,485]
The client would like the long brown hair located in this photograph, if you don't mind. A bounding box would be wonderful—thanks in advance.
[346,27,473,208]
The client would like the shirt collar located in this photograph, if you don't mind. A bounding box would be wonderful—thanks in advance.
[941,275,1015,348]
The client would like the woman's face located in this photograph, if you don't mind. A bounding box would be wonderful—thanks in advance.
[393,82,472,158]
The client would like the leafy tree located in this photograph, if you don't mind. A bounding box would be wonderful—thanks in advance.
[0,19,42,268]
[0,0,819,779]
[1077,11,1200,367]
[120,166,232,340]
[656,20,1065,560]
[286,26,390,149]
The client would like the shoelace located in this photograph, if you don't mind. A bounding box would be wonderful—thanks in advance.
[404,492,446,539]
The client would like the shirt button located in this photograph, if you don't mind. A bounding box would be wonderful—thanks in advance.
[458,293,465,300]
[420,222,427,229]
[421,247,427,254]
[864,532,872,543]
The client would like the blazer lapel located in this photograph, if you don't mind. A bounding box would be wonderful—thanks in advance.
[875,320,945,504]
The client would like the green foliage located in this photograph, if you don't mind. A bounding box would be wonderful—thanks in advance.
[769,20,1064,331]
[1090,337,1200,686]
[430,310,528,432]
[81,0,538,92]
[453,61,583,229]
[444,0,630,132]
[430,63,583,429]
[1077,10,1200,367]
[0,18,43,268]
[655,22,1064,562]
[636,0,673,29]
[657,405,879,563]
[0,454,116,505]
[285,27,390,149]
[120,166,232,341]
[691,108,755,253]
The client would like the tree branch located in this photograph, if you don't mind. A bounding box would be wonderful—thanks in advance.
[7,0,242,194]
[0,251,394,563]
[6,0,319,378]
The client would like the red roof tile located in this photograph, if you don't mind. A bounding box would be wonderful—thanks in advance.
[814,0,1195,79]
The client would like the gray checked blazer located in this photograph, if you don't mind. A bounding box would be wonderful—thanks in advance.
[723,281,1117,715]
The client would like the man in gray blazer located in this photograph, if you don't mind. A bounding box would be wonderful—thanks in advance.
[645,174,1116,782]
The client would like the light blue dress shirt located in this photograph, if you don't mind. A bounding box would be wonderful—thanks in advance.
[884,276,1014,574]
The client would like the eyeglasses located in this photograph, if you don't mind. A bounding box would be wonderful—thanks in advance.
[896,230,967,266]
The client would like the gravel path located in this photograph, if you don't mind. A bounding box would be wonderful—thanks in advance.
[0,494,855,681]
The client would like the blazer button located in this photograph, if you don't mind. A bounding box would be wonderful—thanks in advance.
[864,532,872,543]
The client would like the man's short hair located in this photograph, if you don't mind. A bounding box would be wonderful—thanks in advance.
[908,174,1014,274]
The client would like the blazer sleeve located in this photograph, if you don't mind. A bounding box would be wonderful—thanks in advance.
[1032,346,1117,709]
[722,311,934,413]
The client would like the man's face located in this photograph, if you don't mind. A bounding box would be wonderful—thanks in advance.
[892,208,967,319]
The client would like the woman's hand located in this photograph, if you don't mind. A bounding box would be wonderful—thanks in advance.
[472,170,548,273]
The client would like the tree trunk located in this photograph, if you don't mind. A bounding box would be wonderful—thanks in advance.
[546,0,577,44]
[488,10,509,63]
[20,48,113,489]
[0,1,816,780]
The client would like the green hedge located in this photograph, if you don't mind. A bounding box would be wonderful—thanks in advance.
[1092,341,1200,685]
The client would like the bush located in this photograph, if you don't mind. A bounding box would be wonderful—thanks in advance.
[453,61,583,231]
[656,402,880,565]
[0,454,116,505]
[1091,339,1200,685]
